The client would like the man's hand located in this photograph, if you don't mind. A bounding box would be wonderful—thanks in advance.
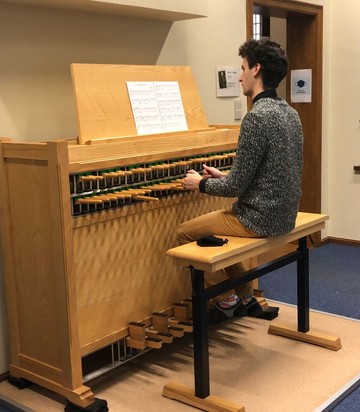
[202,164,225,179]
[183,169,203,191]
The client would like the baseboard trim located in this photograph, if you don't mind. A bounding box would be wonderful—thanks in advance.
[0,372,9,383]
[323,237,360,247]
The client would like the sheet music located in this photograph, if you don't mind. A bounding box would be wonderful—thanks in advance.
[126,81,188,135]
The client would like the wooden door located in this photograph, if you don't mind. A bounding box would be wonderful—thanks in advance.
[246,0,323,245]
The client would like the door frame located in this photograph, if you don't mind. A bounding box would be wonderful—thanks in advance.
[246,0,323,244]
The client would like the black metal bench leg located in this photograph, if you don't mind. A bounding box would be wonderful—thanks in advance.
[297,236,310,333]
[191,266,210,399]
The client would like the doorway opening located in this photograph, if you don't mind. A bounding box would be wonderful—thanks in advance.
[247,0,323,245]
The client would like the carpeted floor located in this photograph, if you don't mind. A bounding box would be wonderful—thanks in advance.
[0,302,359,412]
[259,242,360,320]
[259,242,360,411]
[0,394,34,412]
[0,242,359,412]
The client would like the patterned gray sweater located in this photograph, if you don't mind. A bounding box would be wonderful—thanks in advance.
[200,95,303,236]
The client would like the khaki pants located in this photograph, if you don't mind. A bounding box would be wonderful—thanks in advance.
[176,208,263,302]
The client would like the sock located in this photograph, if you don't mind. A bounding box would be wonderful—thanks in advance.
[217,293,240,309]
[241,294,255,305]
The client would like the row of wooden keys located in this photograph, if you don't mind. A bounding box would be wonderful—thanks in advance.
[76,152,236,184]
[74,179,186,206]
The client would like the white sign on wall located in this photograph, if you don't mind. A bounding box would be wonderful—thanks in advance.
[216,66,241,97]
[291,69,312,103]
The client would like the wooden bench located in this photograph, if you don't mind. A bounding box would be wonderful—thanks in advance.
[162,212,341,412]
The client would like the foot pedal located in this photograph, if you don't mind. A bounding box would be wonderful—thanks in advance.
[127,321,147,350]
[151,312,169,333]
[168,318,192,332]
[146,336,162,349]
[146,328,173,344]
[173,302,191,322]
[168,325,184,338]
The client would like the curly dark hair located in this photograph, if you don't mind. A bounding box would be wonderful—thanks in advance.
[239,38,288,89]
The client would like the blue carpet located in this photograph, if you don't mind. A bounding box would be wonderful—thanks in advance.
[259,242,360,319]
[330,388,360,412]
[1,243,358,411]
[259,242,360,411]
[0,398,30,412]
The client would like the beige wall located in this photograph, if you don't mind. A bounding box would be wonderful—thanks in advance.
[289,0,360,242]
[158,0,247,126]
[0,0,359,374]
[327,2,360,240]
[0,2,173,141]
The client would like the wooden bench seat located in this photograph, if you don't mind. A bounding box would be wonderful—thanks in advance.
[162,212,341,412]
[166,212,328,272]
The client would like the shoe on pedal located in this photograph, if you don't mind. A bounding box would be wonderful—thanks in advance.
[208,297,278,324]
[208,298,250,324]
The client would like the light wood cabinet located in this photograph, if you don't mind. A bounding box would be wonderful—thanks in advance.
[0,64,238,411]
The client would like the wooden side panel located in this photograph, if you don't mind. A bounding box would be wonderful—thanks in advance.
[0,142,83,390]
[7,159,63,370]
[0,144,21,365]
[71,64,209,143]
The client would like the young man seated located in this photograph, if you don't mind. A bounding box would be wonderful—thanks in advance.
[178,39,303,324]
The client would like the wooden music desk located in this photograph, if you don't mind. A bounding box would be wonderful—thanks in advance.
[163,212,341,412]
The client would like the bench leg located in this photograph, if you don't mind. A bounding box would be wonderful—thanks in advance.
[163,381,245,412]
[191,267,210,399]
[297,236,309,332]
[268,236,342,351]
[163,234,342,412]
[268,323,342,350]
[162,267,245,412]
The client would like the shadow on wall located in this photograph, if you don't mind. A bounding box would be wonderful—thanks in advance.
[0,2,172,142]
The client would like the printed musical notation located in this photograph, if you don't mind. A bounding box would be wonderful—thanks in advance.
[126,81,188,135]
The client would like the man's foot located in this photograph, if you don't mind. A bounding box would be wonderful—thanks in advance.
[254,306,279,320]
[208,297,264,324]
